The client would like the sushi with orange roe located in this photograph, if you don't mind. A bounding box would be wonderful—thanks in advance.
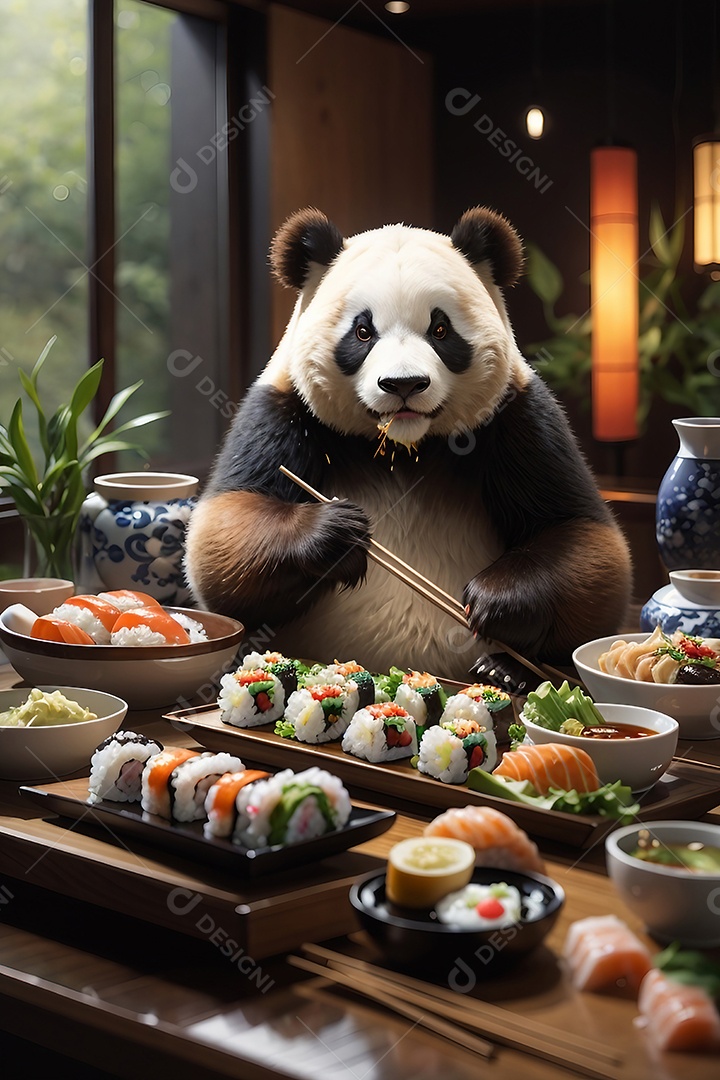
[423,805,546,875]
[97,589,162,613]
[493,742,600,796]
[51,594,121,644]
[562,915,652,992]
[109,608,191,646]
[637,967,720,1052]
[30,615,96,645]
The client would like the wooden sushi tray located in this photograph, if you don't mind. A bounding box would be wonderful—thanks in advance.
[168,704,720,849]
[0,769,394,961]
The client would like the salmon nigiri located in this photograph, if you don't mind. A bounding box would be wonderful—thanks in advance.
[563,915,652,992]
[52,594,121,644]
[638,968,720,1052]
[424,805,546,874]
[493,742,600,795]
[31,615,95,645]
[109,608,191,646]
[97,589,162,613]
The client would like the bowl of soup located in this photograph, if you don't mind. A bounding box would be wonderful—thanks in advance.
[522,703,678,792]
[606,820,720,947]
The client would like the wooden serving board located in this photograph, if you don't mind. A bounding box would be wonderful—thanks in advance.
[0,775,391,960]
[170,704,720,849]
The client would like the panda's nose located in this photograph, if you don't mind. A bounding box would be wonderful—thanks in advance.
[377,375,431,399]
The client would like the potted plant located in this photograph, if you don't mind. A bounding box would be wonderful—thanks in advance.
[0,337,169,579]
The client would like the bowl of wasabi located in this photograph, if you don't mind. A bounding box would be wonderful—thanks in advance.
[0,686,127,780]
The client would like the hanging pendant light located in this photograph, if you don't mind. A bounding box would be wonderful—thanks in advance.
[693,137,720,273]
[590,146,639,441]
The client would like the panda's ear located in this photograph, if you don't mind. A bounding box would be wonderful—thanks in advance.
[269,208,345,290]
[451,206,524,288]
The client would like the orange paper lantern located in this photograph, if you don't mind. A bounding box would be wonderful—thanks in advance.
[693,137,720,272]
[590,146,639,441]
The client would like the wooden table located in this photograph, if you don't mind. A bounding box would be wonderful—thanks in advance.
[0,663,719,1079]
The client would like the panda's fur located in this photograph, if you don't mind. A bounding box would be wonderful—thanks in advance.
[185,207,632,679]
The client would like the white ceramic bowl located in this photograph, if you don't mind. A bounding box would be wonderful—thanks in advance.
[522,703,679,792]
[0,604,244,710]
[606,820,720,947]
[0,686,127,781]
[669,569,720,607]
[573,633,720,741]
[0,578,74,617]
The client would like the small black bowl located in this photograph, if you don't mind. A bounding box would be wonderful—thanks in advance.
[349,866,565,976]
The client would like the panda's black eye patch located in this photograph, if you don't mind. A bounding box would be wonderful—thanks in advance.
[427,307,472,373]
[336,310,377,375]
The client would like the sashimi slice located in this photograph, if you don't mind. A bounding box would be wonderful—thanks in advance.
[563,914,652,992]
[493,742,600,795]
[638,968,720,1052]
[30,615,95,645]
[424,805,546,874]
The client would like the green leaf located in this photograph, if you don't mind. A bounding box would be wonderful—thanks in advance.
[18,368,49,458]
[7,399,38,488]
[79,439,149,466]
[97,409,170,440]
[29,336,57,385]
[525,243,564,305]
[82,379,143,447]
[648,202,673,266]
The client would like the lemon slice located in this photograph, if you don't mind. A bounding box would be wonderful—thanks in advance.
[386,836,475,909]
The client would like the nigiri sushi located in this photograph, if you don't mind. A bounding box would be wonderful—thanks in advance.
[97,589,162,612]
[637,967,720,1053]
[493,742,600,795]
[424,805,546,875]
[563,915,652,992]
[52,594,121,644]
[110,608,191,646]
[31,615,95,645]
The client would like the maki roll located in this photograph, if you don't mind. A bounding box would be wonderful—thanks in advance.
[417,718,497,784]
[52,594,121,644]
[277,682,359,743]
[218,667,290,728]
[306,661,375,710]
[203,769,271,838]
[233,766,352,849]
[141,749,244,821]
[88,730,164,804]
[440,691,493,731]
[394,670,446,731]
[342,703,418,762]
[110,608,191,646]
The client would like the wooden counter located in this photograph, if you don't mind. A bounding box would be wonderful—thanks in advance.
[0,664,719,1078]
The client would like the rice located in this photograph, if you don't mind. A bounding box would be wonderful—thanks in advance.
[441,693,493,730]
[52,602,111,644]
[342,706,418,762]
[218,670,287,727]
[417,726,469,784]
[234,766,351,849]
[282,685,359,743]
[170,752,244,821]
[170,612,208,643]
[88,731,164,804]
[110,624,170,647]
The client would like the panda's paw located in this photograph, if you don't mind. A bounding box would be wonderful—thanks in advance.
[301,500,371,589]
[462,572,551,656]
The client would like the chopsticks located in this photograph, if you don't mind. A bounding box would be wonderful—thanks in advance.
[293,944,622,1080]
[279,465,583,689]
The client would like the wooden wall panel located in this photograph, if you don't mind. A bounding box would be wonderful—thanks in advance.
[268,4,434,344]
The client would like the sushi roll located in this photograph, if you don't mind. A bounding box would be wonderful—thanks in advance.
[141,748,244,821]
[342,702,418,762]
[203,768,271,838]
[423,806,546,874]
[440,691,493,732]
[31,615,95,645]
[417,718,497,784]
[306,661,375,710]
[394,670,446,731]
[110,608,191,646]
[51,594,121,644]
[97,589,162,612]
[233,766,352,849]
[278,682,359,744]
[88,731,164,805]
[218,667,290,728]
[457,683,511,713]
[239,651,300,699]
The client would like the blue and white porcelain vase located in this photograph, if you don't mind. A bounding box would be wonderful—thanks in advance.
[76,472,198,605]
[655,418,720,571]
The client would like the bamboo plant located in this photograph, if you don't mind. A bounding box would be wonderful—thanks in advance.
[0,337,169,579]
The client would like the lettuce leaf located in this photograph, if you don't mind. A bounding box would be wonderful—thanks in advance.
[467,767,639,821]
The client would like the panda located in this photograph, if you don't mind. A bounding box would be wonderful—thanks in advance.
[185,206,632,680]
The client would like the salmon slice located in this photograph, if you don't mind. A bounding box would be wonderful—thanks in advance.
[493,742,600,795]
[111,608,191,644]
[208,770,270,818]
[98,589,162,609]
[563,915,652,992]
[60,595,122,632]
[638,968,720,1052]
[30,616,95,645]
[424,805,546,874]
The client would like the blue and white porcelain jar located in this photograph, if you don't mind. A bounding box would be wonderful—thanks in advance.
[641,569,720,638]
[656,418,720,571]
[76,472,198,605]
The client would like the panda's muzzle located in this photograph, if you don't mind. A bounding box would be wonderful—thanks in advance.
[377,375,431,400]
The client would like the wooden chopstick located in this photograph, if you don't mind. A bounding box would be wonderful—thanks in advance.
[302,944,622,1077]
[288,955,495,1060]
[279,465,584,689]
